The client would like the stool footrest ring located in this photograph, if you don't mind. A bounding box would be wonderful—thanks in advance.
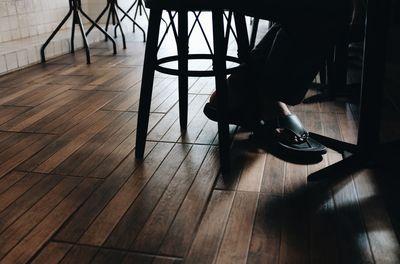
[156,54,242,77]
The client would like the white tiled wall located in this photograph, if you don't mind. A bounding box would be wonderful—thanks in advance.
[0,0,147,76]
[0,0,73,43]
[0,0,105,76]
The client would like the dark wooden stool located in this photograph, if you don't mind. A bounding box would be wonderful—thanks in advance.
[85,0,146,48]
[41,0,117,64]
[135,2,251,173]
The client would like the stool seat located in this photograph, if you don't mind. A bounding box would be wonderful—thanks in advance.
[135,7,251,173]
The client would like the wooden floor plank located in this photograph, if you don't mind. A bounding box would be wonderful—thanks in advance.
[214,132,254,191]
[37,91,118,134]
[0,84,56,106]
[305,111,340,264]
[319,112,342,142]
[214,191,258,264]
[1,84,72,107]
[337,112,358,144]
[91,66,143,91]
[353,169,400,263]
[0,106,30,126]
[77,142,175,246]
[54,141,157,243]
[236,152,266,192]
[51,112,136,176]
[328,153,374,263]
[0,176,79,258]
[90,248,127,264]
[121,253,154,264]
[161,95,209,142]
[0,134,55,178]
[30,242,73,264]
[104,143,194,249]
[147,95,196,141]
[178,104,214,144]
[194,119,218,145]
[0,175,79,258]
[58,245,99,264]
[0,172,43,213]
[32,111,117,173]
[260,154,285,195]
[0,19,397,263]
[17,111,116,173]
[130,145,210,253]
[188,77,213,94]
[159,147,220,256]
[0,64,66,88]
[122,253,182,264]
[0,173,64,234]
[0,134,43,164]
[279,160,309,264]
[101,77,171,112]
[185,190,235,264]
[87,113,163,179]
[248,194,284,264]
[0,90,85,132]
[132,78,177,113]
[152,84,180,114]
[0,171,26,194]
[0,131,17,145]
[0,177,101,264]
[38,74,98,87]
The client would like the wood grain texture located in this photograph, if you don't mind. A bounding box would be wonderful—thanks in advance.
[214,191,258,264]
[0,20,397,264]
[1,178,101,264]
[105,143,194,249]
[78,143,175,246]
[248,194,284,264]
[185,190,235,264]
[131,144,210,253]
[30,242,72,264]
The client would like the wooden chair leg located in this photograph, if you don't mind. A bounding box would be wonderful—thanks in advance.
[212,10,231,174]
[135,8,162,159]
[178,11,189,130]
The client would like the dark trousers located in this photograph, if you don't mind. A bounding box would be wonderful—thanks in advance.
[225,0,353,106]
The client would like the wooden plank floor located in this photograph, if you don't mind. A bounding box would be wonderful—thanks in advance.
[0,18,399,264]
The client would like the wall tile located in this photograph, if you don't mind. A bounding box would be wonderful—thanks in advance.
[27,46,38,64]
[2,31,12,42]
[0,55,7,74]
[7,2,17,16]
[0,3,8,17]
[0,0,104,73]
[0,17,10,31]
[17,49,28,67]
[5,52,18,71]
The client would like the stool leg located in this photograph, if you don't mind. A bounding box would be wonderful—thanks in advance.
[234,13,251,61]
[85,2,110,36]
[178,11,188,130]
[40,9,72,63]
[71,9,76,53]
[135,8,162,159]
[212,10,231,174]
[105,8,112,41]
[249,18,259,50]
[76,12,91,64]
[112,4,127,49]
